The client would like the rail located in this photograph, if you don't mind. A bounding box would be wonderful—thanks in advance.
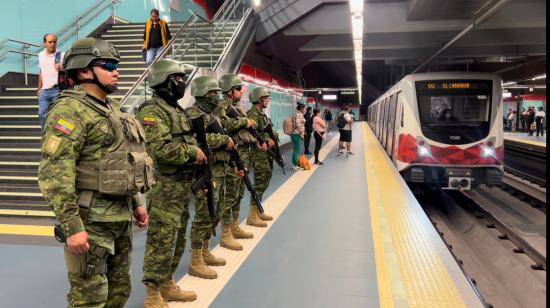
[119,0,250,112]
[0,0,120,85]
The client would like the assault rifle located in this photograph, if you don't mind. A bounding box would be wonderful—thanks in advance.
[189,115,218,235]
[264,123,285,174]
[206,117,265,213]
[225,105,285,175]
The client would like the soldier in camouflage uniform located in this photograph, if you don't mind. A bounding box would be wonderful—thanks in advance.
[217,74,270,237]
[186,76,237,279]
[38,38,152,308]
[246,87,276,227]
[137,59,204,307]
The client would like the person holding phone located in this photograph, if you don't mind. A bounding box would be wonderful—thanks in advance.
[37,33,64,131]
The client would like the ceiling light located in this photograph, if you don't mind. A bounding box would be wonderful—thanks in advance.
[323,94,337,100]
[502,81,516,86]
[349,0,364,14]
[253,0,261,7]
[532,74,546,80]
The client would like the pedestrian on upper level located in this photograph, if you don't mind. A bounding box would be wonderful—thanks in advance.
[535,106,545,137]
[38,33,64,131]
[143,9,172,65]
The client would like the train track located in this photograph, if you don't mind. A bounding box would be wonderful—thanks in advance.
[417,187,546,308]
[501,170,546,213]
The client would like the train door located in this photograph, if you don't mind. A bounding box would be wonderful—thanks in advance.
[391,93,402,160]
[382,98,391,148]
[386,94,398,156]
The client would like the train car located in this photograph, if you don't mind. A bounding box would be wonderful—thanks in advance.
[367,72,504,190]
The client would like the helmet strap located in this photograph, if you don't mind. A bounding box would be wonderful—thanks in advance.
[78,69,117,94]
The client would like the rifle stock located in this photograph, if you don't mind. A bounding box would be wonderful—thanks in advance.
[264,123,286,175]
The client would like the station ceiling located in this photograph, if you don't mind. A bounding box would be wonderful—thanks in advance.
[253,0,546,105]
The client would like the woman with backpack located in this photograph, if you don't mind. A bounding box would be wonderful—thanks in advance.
[291,103,306,170]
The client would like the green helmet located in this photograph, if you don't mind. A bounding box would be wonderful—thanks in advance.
[148,59,188,87]
[249,87,270,103]
[63,38,120,71]
[190,76,221,97]
[219,73,242,92]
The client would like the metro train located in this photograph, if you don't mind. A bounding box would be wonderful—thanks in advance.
[367,72,504,190]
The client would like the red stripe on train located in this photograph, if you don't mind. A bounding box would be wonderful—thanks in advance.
[395,134,503,165]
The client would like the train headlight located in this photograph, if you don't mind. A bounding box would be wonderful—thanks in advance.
[417,139,431,157]
[482,146,494,157]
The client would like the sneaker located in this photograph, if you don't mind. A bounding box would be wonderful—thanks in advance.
[348,152,354,155]
[315,161,324,165]
[292,166,302,171]
[337,150,344,155]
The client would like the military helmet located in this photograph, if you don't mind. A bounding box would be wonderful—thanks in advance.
[219,73,242,92]
[190,76,221,97]
[249,87,270,103]
[63,38,120,71]
[148,59,188,87]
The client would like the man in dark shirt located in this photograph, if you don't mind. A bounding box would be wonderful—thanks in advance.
[304,106,313,154]
[143,9,172,65]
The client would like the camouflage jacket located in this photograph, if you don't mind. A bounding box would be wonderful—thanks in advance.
[38,87,139,237]
[247,106,272,142]
[136,95,199,174]
[216,97,257,145]
[186,98,232,163]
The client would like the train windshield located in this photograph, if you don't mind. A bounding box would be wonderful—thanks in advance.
[415,80,493,144]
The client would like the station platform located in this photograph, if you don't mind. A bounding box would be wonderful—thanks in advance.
[504,131,546,148]
[0,123,484,308]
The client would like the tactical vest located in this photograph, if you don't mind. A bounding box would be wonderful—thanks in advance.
[142,97,198,175]
[58,90,155,197]
[229,102,257,145]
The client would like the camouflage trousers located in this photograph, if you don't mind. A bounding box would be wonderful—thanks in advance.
[142,175,192,287]
[64,221,132,308]
[217,159,242,225]
[191,162,226,247]
[237,146,272,212]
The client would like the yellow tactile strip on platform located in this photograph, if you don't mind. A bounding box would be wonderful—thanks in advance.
[0,224,53,236]
[362,123,480,308]
[504,135,546,148]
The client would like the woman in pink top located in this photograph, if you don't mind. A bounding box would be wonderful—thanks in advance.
[312,109,327,165]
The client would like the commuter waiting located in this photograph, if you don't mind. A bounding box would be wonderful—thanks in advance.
[291,103,306,171]
[37,33,64,131]
[143,9,172,65]
[535,106,545,137]
[323,109,333,132]
[312,108,326,165]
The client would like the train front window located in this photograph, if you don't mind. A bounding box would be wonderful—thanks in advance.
[418,94,490,126]
[415,79,493,145]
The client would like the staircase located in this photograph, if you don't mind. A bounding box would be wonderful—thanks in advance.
[0,18,242,217]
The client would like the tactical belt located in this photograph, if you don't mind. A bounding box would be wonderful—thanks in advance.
[158,172,194,181]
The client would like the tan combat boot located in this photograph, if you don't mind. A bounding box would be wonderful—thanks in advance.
[188,248,218,279]
[246,206,267,227]
[202,240,226,266]
[144,285,169,308]
[220,224,243,251]
[258,210,273,221]
[230,218,253,239]
[160,279,197,302]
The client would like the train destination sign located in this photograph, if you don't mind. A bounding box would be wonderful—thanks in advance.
[417,80,492,91]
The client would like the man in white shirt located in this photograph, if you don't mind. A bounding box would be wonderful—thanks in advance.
[535,107,545,137]
[37,33,64,131]
[337,106,354,156]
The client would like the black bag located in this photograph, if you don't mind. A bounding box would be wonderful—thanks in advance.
[336,113,347,129]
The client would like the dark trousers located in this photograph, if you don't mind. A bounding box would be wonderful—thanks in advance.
[304,131,312,153]
[527,120,534,135]
[536,119,544,136]
[314,131,323,163]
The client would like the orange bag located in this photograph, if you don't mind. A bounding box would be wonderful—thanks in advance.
[298,154,311,170]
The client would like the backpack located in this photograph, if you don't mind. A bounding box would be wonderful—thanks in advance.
[336,113,347,129]
[298,154,311,170]
[283,116,294,135]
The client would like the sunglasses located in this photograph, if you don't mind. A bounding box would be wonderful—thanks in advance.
[233,86,242,91]
[93,61,118,72]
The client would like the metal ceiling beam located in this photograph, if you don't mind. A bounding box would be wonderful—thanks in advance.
[411,0,512,73]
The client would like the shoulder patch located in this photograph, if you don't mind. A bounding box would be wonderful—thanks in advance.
[142,116,158,125]
[43,135,62,155]
[53,118,76,136]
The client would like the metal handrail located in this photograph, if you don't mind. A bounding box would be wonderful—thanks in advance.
[119,14,198,109]
[119,0,247,111]
[0,0,120,84]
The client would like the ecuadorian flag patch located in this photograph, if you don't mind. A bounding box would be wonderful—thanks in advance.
[142,116,157,125]
[54,119,76,135]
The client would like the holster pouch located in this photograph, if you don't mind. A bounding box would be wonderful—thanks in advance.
[64,244,109,276]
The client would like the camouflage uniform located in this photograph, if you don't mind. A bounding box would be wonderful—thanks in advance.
[38,87,151,308]
[137,94,199,287]
[247,106,275,216]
